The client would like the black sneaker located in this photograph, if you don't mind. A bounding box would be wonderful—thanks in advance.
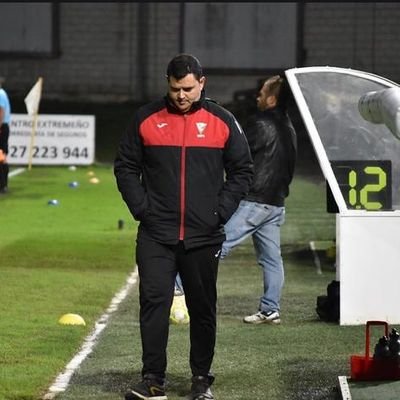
[125,374,167,400]
[189,375,215,400]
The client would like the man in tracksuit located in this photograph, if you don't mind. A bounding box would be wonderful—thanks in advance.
[114,54,253,400]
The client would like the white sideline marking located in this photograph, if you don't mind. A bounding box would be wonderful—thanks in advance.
[309,241,322,275]
[9,167,26,178]
[338,376,352,400]
[42,268,139,400]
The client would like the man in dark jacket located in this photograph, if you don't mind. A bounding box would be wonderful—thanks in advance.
[114,54,253,400]
[220,75,297,325]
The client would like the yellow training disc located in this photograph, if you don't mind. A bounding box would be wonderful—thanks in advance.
[58,313,86,326]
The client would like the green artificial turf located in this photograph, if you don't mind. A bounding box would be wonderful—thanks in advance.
[54,171,380,400]
[0,165,136,399]
[2,167,397,400]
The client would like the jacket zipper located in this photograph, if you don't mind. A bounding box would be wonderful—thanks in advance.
[179,114,187,240]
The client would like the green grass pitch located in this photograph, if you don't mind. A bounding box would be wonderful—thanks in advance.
[1,165,395,400]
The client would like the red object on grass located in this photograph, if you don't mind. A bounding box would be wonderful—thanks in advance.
[351,320,400,381]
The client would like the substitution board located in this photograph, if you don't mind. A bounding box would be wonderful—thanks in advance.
[286,66,400,325]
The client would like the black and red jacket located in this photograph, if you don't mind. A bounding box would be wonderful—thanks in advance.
[114,93,253,249]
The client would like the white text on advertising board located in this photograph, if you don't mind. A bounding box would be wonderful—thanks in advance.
[9,114,95,165]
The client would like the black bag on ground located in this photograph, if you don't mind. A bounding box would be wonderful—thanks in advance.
[316,280,340,322]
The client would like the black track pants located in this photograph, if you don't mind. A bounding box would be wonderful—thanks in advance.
[0,123,9,190]
[136,235,221,379]
[0,163,9,189]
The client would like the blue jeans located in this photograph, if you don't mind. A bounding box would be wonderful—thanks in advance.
[221,200,285,313]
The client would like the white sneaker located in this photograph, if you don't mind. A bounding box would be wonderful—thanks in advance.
[174,287,184,296]
[243,310,281,325]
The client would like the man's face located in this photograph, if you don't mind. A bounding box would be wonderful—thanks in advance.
[256,82,275,112]
[168,73,205,113]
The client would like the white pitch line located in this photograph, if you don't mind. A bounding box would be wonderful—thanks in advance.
[9,167,26,178]
[309,240,323,275]
[43,267,139,400]
[338,376,352,400]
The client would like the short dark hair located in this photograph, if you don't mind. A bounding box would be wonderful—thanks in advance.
[264,75,283,99]
[166,54,203,81]
[265,75,290,110]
